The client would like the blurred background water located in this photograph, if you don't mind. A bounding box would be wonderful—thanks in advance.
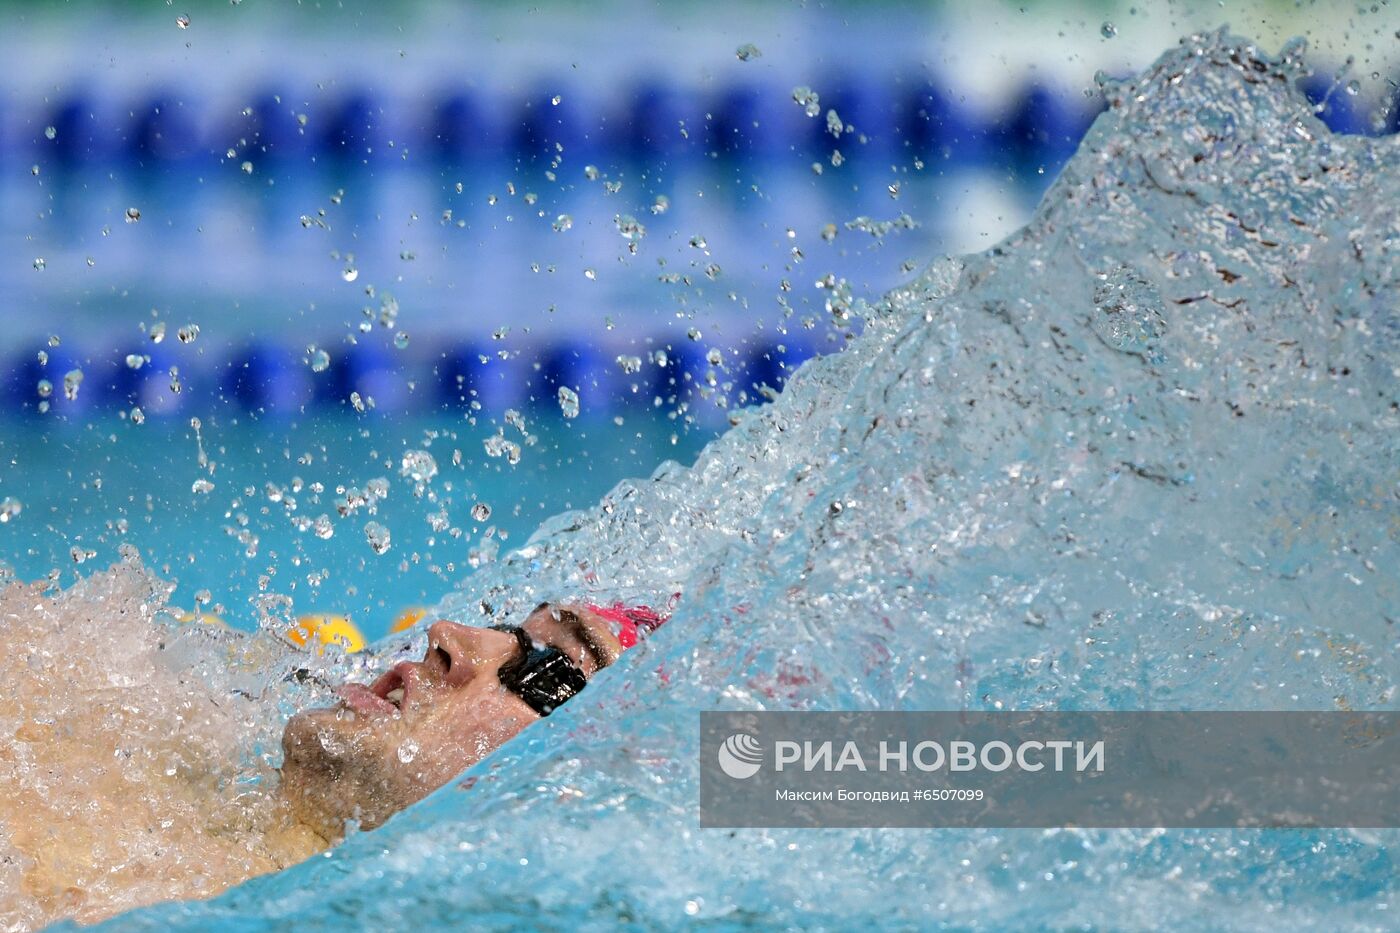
[2,0,1397,639]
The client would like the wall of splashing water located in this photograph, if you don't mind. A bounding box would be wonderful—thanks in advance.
[0,556,329,928]
[6,28,1400,931]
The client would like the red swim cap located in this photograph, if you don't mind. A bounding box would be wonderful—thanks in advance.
[585,603,669,649]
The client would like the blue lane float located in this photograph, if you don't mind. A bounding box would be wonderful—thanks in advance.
[2,336,828,420]
[131,92,202,164]
[11,71,1397,171]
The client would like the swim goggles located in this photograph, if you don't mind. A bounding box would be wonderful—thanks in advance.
[490,624,588,716]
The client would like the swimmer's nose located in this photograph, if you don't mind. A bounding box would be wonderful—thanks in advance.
[425,620,518,688]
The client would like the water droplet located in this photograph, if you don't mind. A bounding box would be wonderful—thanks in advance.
[1101,21,1117,38]
[400,450,439,484]
[550,94,562,106]
[614,214,646,241]
[32,258,45,271]
[125,354,145,370]
[177,324,199,344]
[62,369,83,401]
[735,43,762,61]
[365,521,392,555]
[471,503,491,522]
[584,268,597,280]
[192,478,215,495]
[552,214,573,232]
[396,738,419,762]
[0,498,23,523]
[1346,80,1361,96]
[393,331,410,350]
[557,386,580,419]
[130,407,145,425]
[36,379,52,399]
[176,13,190,28]
[792,86,821,118]
[125,206,141,223]
[47,335,60,348]
[36,351,47,366]
[149,322,167,344]
[651,195,670,215]
[342,266,359,283]
[686,327,702,341]
[43,126,56,140]
[240,160,254,174]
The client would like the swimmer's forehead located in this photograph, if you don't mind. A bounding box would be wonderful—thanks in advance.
[521,602,619,670]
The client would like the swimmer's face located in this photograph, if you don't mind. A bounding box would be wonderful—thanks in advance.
[280,603,622,840]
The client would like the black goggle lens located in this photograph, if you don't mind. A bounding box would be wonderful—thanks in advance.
[491,624,588,716]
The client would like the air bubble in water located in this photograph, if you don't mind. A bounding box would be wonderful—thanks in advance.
[365,522,391,555]
[735,43,761,61]
[471,503,491,522]
[557,386,580,419]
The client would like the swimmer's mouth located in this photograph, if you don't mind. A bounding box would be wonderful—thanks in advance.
[336,663,415,716]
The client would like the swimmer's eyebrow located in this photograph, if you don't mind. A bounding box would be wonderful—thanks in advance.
[552,608,611,674]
